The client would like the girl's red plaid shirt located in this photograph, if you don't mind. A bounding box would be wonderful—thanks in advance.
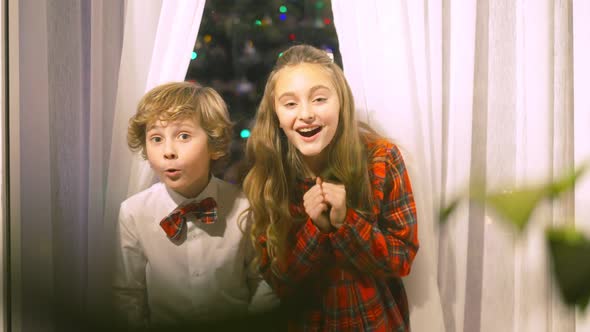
[257,139,419,332]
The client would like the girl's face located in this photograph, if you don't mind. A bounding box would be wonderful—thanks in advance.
[274,63,340,173]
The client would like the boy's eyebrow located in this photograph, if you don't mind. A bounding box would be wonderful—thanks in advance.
[277,84,331,100]
[147,120,197,132]
[146,123,161,131]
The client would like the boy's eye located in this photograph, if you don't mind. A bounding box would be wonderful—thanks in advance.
[150,136,162,143]
[178,133,191,140]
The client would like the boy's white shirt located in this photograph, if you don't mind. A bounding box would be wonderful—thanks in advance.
[113,176,279,327]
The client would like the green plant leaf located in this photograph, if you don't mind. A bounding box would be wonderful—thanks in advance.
[547,226,590,311]
[547,164,589,199]
[440,162,588,231]
[484,187,548,231]
[439,198,460,225]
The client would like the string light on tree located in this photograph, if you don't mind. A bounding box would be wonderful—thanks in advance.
[240,129,251,139]
[191,51,198,60]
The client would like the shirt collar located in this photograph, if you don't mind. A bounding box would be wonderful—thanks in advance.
[165,176,219,206]
[295,176,316,188]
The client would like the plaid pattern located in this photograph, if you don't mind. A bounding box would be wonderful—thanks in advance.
[159,197,217,240]
[258,140,419,331]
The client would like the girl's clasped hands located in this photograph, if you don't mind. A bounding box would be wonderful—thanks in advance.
[302,177,346,232]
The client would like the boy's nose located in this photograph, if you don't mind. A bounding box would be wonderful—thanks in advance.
[163,144,178,159]
[164,151,177,160]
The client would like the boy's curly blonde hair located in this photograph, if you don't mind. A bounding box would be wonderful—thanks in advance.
[127,81,233,165]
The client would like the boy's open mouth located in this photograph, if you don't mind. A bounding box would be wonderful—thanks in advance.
[297,126,322,137]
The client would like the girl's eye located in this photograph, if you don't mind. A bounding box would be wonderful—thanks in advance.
[284,102,297,108]
[313,97,327,103]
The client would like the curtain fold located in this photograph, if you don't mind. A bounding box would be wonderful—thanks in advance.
[86,0,125,320]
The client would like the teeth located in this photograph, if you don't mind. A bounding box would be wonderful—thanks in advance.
[298,127,319,132]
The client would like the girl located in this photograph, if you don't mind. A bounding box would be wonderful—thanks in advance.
[242,44,419,331]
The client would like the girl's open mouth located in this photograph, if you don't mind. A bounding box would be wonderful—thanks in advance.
[297,126,322,137]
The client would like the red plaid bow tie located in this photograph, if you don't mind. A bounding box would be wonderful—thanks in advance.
[159,197,217,240]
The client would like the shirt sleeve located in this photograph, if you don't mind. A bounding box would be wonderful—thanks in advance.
[329,144,419,278]
[258,219,330,297]
[112,202,149,328]
[242,223,281,314]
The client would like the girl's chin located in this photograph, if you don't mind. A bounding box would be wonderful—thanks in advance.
[296,142,330,156]
[296,148,323,157]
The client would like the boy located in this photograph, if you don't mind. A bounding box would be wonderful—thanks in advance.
[113,82,277,330]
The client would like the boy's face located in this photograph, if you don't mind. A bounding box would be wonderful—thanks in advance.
[274,63,340,173]
[146,116,216,198]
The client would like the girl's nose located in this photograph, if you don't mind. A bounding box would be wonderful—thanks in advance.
[298,104,315,121]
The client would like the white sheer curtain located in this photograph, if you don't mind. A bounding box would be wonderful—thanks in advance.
[10,1,125,330]
[333,0,590,331]
[9,0,205,330]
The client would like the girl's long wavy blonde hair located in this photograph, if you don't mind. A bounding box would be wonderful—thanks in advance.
[242,44,380,263]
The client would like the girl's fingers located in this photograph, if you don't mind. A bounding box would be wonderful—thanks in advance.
[321,183,346,206]
[303,184,324,201]
[311,205,331,232]
[304,188,324,208]
[308,203,328,223]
